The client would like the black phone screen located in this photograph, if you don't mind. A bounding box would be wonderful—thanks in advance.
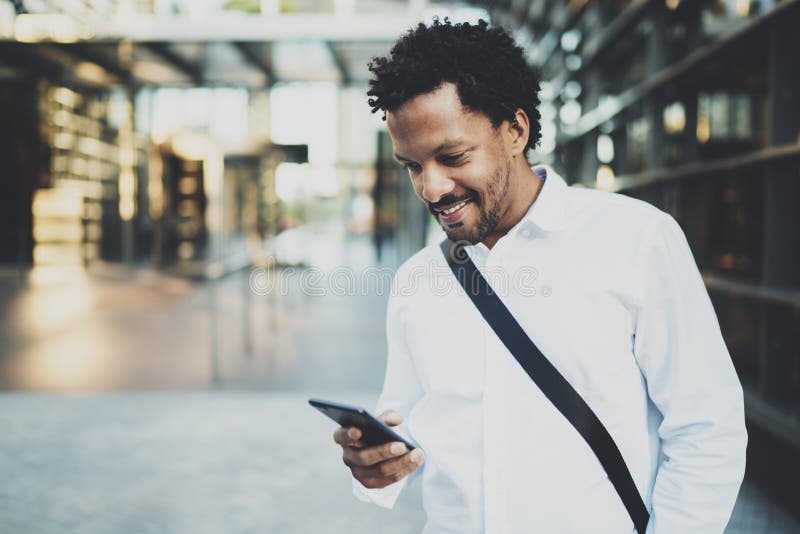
[309,398,416,450]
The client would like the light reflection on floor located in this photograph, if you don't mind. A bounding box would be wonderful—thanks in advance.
[0,231,389,393]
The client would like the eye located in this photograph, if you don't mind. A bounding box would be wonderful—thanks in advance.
[440,153,466,166]
[402,162,422,173]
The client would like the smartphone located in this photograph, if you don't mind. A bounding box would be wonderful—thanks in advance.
[309,398,416,450]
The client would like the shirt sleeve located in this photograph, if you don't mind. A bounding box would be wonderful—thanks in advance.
[633,212,747,534]
[352,284,426,508]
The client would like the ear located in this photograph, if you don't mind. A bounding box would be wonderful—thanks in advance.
[505,109,530,157]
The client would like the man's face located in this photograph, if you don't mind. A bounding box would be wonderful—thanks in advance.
[386,83,515,245]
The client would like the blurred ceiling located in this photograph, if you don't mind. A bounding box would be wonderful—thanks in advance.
[0,1,492,87]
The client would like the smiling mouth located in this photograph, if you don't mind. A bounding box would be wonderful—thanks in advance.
[431,196,474,227]
[434,198,472,215]
[431,193,476,215]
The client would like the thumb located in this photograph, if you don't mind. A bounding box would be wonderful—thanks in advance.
[378,410,403,427]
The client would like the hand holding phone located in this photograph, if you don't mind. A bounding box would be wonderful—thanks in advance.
[310,398,425,490]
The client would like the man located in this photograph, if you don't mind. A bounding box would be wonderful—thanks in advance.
[333,18,747,533]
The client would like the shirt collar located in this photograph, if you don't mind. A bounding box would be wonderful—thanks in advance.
[517,164,568,234]
[462,164,569,255]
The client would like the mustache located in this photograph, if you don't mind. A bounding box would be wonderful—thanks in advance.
[428,192,477,213]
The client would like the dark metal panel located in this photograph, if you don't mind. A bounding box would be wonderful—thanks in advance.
[609,143,800,192]
[63,42,134,85]
[233,42,276,86]
[558,0,800,146]
[143,43,203,84]
[326,42,351,86]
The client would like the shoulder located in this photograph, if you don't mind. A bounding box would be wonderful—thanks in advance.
[565,186,666,227]
[560,186,677,249]
[553,185,689,285]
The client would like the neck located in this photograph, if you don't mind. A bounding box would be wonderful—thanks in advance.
[481,162,543,250]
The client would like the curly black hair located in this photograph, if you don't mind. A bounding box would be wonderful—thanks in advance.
[367,18,542,154]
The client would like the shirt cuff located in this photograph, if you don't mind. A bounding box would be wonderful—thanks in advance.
[352,476,408,509]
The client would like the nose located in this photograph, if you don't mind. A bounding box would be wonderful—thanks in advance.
[419,165,455,204]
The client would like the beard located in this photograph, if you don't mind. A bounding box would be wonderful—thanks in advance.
[437,158,512,245]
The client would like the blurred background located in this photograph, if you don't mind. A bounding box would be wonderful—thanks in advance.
[0,0,798,532]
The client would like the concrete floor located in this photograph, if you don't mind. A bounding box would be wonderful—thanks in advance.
[1,393,798,534]
[0,392,425,534]
[0,230,798,533]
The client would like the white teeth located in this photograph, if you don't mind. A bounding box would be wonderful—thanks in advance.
[441,200,468,215]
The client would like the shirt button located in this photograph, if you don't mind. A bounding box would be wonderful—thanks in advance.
[521,229,532,238]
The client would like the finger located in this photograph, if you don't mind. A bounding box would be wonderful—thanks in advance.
[356,449,425,488]
[371,448,425,478]
[333,426,362,446]
[341,444,369,468]
[345,440,407,466]
[347,427,364,447]
[377,410,403,427]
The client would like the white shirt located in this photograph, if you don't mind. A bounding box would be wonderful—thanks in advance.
[353,165,747,533]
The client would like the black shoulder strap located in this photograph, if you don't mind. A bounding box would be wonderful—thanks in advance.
[440,238,649,534]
